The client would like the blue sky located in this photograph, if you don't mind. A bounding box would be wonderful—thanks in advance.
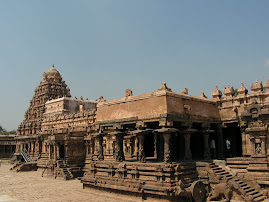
[0,0,269,131]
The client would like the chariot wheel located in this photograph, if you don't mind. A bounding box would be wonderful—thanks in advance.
[189,181,206,202]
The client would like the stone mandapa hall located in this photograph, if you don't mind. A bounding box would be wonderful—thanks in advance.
[12,65,269,201]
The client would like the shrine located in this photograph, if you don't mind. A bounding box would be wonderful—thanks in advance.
[12,65,269,201]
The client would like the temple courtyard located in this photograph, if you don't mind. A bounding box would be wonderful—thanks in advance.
[0,162,143,202]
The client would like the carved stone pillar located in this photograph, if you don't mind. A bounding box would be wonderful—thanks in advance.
[65,144,69,159]
[31,141,35,154]
[36,141,40,154]
[137,134,146,163]
[154,133,158,158]
[89,138,94,154]
[97,135,104,160]
[57,144,60,159]
[217,125,224,158]
[163,133,171,163]
[53,143,57,161]
[203,133,210,159]
[249,137,255,156]
[16,143,19,153]
[184,133,192,161]
[107,135,111,155]
[115,133,125,162]
[154,128,179,163]
[42,142,45,153]
[123,137,132,158]
[134,137,138,159]
[48,144,52,160]
[241,128,247,156]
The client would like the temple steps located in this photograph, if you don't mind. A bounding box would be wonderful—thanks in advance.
[10,162,38,172]
[226,157,251,174]
[62,168,72,180]
[244,187,255,192]
[255,195,268,202]
[56,160,74,180]
[208,163,267,202]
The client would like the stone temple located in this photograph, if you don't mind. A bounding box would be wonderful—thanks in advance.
[12,65,269,201]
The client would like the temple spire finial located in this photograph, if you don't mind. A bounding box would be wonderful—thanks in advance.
[52,64,54,67]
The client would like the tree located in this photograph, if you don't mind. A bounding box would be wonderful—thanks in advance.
[7,130,16,134]
[234,89,239,96]
[0,125,6,133]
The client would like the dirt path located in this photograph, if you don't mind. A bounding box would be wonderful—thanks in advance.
[0,163,144,202]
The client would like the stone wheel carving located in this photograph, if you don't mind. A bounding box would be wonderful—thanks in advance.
[189,181,206,202]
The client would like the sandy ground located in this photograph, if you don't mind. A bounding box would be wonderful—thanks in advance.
[0,162,144,202]
[1,162,261,202]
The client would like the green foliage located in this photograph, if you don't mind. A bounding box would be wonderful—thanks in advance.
[234,89,239,96]
[7,130,16,134]
[0,125,6,133]
[0,125,16,135]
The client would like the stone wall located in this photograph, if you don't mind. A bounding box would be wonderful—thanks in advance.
[44,97,97,116]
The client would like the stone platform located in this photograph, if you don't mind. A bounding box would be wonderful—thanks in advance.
[81,161,206,202]
[227,156,269,184]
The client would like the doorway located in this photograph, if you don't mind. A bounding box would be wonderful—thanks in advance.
[59,144,65,159]
[223,122,242,157]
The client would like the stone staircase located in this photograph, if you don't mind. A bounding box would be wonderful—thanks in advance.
[209,163,266,201]
[21,149,32,162]
[10,162,38,172]
[9,150,38,172]
[227,157,269,185]
[56,160,74,180]
[226,157,250,175]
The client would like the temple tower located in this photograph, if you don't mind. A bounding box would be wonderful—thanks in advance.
[17,65,71,155]
[23,65,71,121]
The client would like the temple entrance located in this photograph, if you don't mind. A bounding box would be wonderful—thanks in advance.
[144,133,155,157]
[223,122,242,157]
[59,144,65,159]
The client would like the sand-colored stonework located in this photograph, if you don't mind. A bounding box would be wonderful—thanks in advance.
[11,66,269,201]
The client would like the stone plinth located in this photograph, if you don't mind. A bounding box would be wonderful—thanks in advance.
[247,155,269,172]
[81,161,203,201]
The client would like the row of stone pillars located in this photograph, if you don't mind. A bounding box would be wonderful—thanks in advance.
[85,126,224,164]
[85,132,127,162]
[184,128,224,161]
[155,128,221,163]
[16,139,43,156]
[29,140,42,156]
[0,145,15,153]
[17,142,29,153]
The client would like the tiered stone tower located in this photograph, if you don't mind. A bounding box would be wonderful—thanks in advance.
[24,65,71,121]
[17,65,71,155]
